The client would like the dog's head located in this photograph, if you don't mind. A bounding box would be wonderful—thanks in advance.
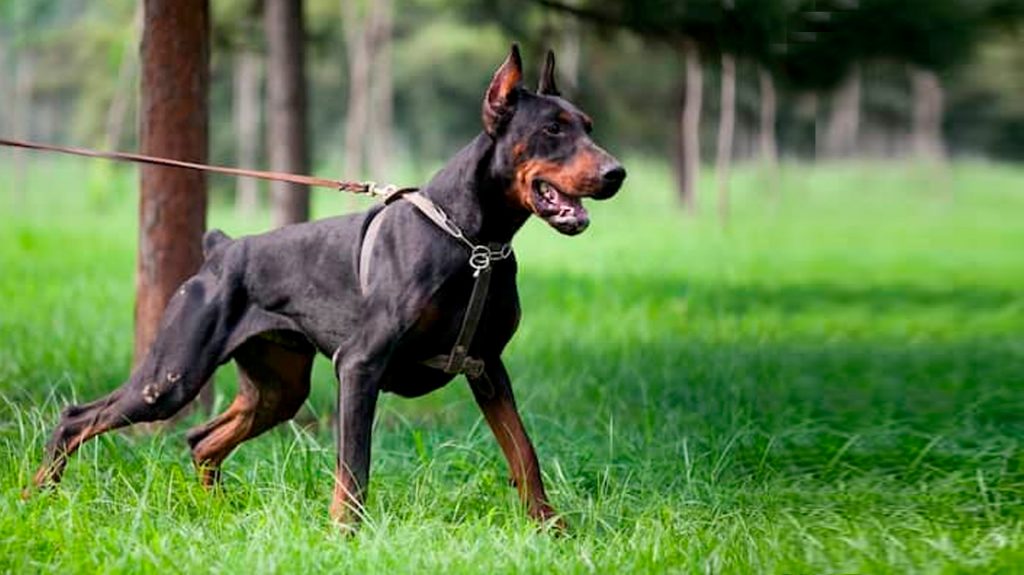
[483,45,626,236]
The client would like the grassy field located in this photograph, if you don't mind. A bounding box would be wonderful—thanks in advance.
[1,158,1023,573]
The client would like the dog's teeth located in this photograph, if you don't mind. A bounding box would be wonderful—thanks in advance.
[542,183,557,201]
[537,181,560,205]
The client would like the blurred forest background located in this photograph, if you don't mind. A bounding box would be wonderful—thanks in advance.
[1,0,1022,217]
[3,3,1024,570]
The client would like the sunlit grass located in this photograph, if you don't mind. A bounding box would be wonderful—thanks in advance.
[1,157,1023,573]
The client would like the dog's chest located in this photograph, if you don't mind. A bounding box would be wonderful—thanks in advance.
[400,267,520,361]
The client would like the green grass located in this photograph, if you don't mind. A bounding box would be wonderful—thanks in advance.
[1,157,1023,573]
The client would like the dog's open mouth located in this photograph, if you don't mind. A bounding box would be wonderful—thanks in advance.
[531,180,590,235]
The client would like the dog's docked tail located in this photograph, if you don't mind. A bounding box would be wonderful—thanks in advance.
[202,229,232,259]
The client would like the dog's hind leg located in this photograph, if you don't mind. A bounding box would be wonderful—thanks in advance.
[30,276,236,490]
[187,333,313,486]
[31,364,215,490]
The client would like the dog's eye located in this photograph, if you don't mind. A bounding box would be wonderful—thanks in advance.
[543,122,562,136]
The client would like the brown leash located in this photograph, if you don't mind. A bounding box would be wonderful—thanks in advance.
[0,136,391,195]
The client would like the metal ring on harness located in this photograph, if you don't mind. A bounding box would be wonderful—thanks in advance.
[469,245,493,274]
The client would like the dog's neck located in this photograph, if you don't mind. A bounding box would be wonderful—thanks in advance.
[419,133,530,246]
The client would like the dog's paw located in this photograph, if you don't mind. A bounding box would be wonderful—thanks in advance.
[21,477,57,501]
[329,500,366,537]
[532,504,570,535]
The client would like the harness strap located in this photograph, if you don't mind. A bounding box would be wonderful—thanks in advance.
[356,191,512,380]
[359,188,416,295]
[403,193,474,250]
[420,356,486,379]
[441,249,494,374]
[359,206,390,295]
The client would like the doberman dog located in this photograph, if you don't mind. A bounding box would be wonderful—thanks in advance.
[29,45,625,528]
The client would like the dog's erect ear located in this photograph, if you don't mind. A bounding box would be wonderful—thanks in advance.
[483,44,523,136]
[538,50,560,96]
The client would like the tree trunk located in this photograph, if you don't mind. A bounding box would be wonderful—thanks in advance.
[367,0,393,181]
[12,51,34,199]
[716,53,735,226]
[265,0,311,227]
[677,40,702,213]
[0,37,9,142]
[136,0,211,413]
[823,64,861,159]
[558,15,581,96]
[807,93,825,160]
[757,65,779,197]
[37,100,59,143]
[909,66,946,162]
[757,66,778,167]
[0,37,5,136]
[106,3,143,150]
[341,0,372,180]
[234,49,263,216]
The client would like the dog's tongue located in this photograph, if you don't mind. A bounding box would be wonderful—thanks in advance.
[556,196,587,220]
[548,193,589,233]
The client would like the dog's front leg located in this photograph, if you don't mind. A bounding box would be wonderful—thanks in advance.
[330,356,382,529]
[469,359,565,529]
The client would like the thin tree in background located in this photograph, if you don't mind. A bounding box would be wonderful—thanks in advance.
[341,0,371,179]
[757,65,779,193]
[811,92,826,159]
[136,0,211,413]
[558,13,582,96]
[0,37,6,137]
[105,3,142,151]
[909,66,946,162]
[715,52,735,225]
[12,49,33,199]
[265,0,310,227]
[823,64,861,159]
[367,0,393,181]
[678,39,702,214]
[234,50,263,215]
[342,0,393,181]
[234,2,264,217]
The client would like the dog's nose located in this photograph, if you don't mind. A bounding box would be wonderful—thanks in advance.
[595,165,626,199]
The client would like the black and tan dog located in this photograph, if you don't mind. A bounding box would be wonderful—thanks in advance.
[30,45,625,527]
